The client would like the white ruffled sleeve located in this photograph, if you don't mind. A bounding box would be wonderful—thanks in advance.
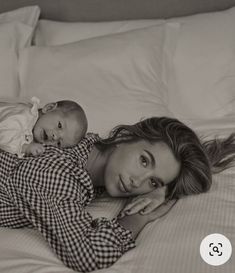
[0,97,40,157]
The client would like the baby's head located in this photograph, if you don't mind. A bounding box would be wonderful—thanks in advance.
[33,100,87,148]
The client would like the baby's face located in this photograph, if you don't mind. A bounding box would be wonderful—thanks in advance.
[33,109,85,148]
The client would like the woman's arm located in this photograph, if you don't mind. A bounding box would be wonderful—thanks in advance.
[117,213,149,239]
[10,149,135,272]
[117,198,178,239]
[120,186,167,218]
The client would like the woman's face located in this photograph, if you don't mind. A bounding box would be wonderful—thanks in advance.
[103,140,181,197]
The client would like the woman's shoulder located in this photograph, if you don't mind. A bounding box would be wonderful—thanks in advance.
[80,133,101,146]
[61,133,100,167]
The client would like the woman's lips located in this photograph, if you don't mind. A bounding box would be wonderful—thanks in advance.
[119,175,130,193]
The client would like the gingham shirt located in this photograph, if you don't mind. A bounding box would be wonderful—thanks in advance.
[0,133,135,272]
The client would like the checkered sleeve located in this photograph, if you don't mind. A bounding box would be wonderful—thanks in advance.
[8,141,135,272]
[40,200,136,272]
[63,133,101,166]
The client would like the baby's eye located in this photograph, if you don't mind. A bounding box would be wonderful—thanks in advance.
[150,178,159,188]
[58,122,62,129]
[140,155,148,167]
[57,140,61,148]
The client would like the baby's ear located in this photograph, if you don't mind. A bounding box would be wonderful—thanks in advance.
[42,102,58,114]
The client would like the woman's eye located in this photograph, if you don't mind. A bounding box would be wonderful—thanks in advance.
[140,155,148,167]
[58,122,62,129]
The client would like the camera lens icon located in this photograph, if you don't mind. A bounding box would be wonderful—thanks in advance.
[209,242,223,256]
[200,234,232,266]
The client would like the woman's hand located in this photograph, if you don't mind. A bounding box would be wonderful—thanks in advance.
[119,186,167,218]
[117,198,177,239]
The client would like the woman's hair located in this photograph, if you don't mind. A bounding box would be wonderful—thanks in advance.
[98,117,235,200]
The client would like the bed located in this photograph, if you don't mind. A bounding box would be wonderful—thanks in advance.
[0,0,235,272]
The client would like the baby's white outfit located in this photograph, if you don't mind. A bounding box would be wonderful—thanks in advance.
[0,97,40,157]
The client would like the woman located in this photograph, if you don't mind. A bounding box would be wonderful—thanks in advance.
[0,117,234,272]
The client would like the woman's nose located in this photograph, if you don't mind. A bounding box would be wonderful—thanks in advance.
[130,172,152,188]
[130,176,145,188]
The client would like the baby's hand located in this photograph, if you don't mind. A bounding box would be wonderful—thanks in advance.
[23,142,45,156]
[118,186,167,218]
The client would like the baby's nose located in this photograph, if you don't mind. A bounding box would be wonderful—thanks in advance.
[52,131,59,141]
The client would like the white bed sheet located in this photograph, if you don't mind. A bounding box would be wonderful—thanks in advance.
[0,118,234,273]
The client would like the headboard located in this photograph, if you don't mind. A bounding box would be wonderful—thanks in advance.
[1,0,235,21]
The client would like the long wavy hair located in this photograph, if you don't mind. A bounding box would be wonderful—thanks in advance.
[97,117,235,200]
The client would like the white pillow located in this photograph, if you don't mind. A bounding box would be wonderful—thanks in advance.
[0,6,40,27]
[19,24,177,136]
[163,7,235,121]
[33,7,235,123]
[0,6,40,99]
[34,19,164,46]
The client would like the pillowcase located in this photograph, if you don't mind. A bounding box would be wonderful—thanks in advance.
[0,6,40,28]
[163,6,235,121]
[33,7,235,124]
[34,19,164,45]
[19,23,177,136]
[0,6,40,99]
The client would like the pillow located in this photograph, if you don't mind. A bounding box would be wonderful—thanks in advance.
[0,6,40,99]
[0,6,40,28]
[34,19,164,46]
[19,23,177,136]
[163,6,235,121]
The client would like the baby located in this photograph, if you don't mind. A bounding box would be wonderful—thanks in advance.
[0,97,88,157]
